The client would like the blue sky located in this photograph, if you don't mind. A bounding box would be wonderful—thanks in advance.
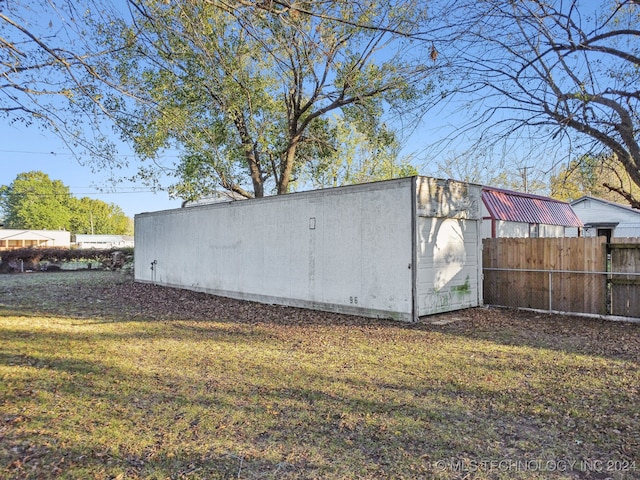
[0,0,183,218]
[0,0,459,220]
[0,118,444,218]
[3,0,598,218]
[0,123,183,218]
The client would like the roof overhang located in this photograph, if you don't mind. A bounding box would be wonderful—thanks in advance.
[583,222,619,229]
[482,187,583,227]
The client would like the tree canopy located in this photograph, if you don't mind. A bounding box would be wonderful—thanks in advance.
[4,0,639,206]
[0,171,72,230]
[0,171,133,234]
[0,0,126,158]
[91,0,434,199]
[551,154,640,203]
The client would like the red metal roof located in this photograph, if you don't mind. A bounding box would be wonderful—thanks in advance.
[482,187,583,227]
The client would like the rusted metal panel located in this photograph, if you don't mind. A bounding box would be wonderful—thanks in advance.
[482,187,583,227]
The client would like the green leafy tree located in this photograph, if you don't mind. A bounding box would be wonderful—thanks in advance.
[70,197,133,235]
[95,0,433,199]
[304,116,418,188]
[0,171,73,230]
[0,171,133,234]
[551,154,640,203]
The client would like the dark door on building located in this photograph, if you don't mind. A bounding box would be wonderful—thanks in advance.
[597,228,613,243]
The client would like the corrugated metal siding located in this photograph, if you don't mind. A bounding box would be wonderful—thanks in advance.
[482,187,583,227]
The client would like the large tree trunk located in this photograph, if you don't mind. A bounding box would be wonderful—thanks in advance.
[234,114,264,197]
[277,140,299,195]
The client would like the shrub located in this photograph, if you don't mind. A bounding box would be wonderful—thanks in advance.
[0,247,134,273]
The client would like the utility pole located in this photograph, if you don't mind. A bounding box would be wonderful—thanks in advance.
[519,166,532,193]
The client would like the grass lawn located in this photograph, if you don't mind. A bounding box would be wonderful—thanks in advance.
[0,271,638,479]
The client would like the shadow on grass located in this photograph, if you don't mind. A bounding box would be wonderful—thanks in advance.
[3,269,639,365]
[2,311,638,479]
[3,359,637,479]
[1,271,639,478]
[0,352,103,375]
[421,306,640,364]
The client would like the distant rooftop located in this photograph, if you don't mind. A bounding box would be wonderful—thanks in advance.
[482,186,583,227]
[571,195,640,215]
[182,191,246,207]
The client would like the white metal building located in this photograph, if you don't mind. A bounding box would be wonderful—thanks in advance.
[73,234,134,249]
[0,229,70,250]
[135,177,483,322]
[570,196,640,239]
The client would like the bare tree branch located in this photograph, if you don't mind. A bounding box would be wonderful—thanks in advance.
[429,0,640,205]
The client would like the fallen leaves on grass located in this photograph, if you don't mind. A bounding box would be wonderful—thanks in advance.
[0,271,638,479]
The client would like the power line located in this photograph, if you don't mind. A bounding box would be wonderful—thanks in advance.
[0,150,65,155]
[65,186,159,192]
[71,190,160,195]
[1,189,160,197]
[0,149,181,158]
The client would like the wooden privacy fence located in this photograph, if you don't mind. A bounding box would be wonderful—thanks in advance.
[483,237,640,319]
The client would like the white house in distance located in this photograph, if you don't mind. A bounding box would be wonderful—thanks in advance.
[73,234,134,249]
[0,229,70,250]
[570,196,640,239]
[481,186,583,238]
[135,176,484,322]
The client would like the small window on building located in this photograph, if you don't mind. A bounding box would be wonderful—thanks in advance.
[530,224,539,238]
